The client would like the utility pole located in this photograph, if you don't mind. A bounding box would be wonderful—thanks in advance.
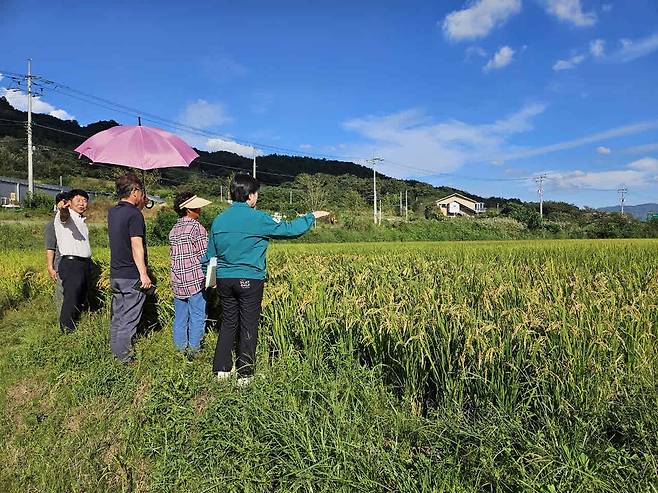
[403,190,407,221]
[534,173,547,218]
[618,185,627,215]
[27,58,33,194]
[289,189,293,205]
[220,185,223,202]
[379,198,382,225]
[368,156,383,224]
[252,148,257,179]
[399,191,403,216]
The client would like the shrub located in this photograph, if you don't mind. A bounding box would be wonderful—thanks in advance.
[148,208,178,246]
[22,190,55,213]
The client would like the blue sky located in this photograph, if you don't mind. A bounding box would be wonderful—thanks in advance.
[1,0,657,207]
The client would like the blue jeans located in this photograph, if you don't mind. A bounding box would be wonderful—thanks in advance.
[173,291,207,352]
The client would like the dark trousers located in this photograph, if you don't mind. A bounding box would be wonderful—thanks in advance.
[58,257,91,332]
[213,278,264,376]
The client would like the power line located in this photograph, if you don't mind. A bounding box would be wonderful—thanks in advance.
[381,157,535,182]
[26,77,367,162]
[30,121,300,179]
[3,69,560,188]
[29,121,298,179]
[32,122,89,139]
[6,67,626,196]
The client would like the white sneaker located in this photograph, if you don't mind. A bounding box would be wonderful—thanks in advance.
[236,376,253,387]
[216,371,232,381]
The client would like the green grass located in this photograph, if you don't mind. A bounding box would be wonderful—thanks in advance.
[1,240,657,491]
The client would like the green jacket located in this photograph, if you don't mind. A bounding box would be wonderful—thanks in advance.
[201,202,315,280]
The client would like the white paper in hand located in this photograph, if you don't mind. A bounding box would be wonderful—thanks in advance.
[205,257,217,289]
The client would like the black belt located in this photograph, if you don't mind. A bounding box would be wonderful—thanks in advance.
[62,255,91,262]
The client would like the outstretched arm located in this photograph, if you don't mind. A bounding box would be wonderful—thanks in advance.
[259,211,329,239]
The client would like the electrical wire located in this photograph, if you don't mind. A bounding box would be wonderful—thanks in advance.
[2,69,635,197]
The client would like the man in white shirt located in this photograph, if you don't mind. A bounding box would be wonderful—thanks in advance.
[54,189,92,333]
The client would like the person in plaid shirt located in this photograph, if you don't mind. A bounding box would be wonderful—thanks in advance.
[169,192,212,359]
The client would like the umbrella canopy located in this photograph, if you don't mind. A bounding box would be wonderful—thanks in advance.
[74,125,199,170]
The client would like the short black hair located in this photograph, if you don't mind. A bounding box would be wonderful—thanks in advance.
[68,189,89,201]
[115,173,144,199]
[230,174,260,202]
[55,191,68,204]
[173,191,195,217]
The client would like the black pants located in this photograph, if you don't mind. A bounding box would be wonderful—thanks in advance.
[213,278,264,376]
[58,257,91,332]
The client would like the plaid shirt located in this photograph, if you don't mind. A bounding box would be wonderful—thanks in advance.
[169,217,208,298]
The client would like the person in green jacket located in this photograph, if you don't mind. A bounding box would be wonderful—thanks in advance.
[202,174,328,385]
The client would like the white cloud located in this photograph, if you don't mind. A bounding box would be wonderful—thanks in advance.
[497,121,658,162]
[1,88,75,120]
[299,144,313,150]
[596,146,611,155]
[626,143,658,154]
[552,53,586,70]
[548,157,658,191]
[465,46,488,60]
[543,0,596,27]
[206,137,262,158]
[590,39,605,57]
[549,169,645,190]
[49,109,74,120]
[442,0,521,42]
[199,55,248,82]
[610,32,658,62]
[483,45,515,71]
[627,157,658,172]
[179,99,232,129]
[177,130,262,159]
[342,102,546,176]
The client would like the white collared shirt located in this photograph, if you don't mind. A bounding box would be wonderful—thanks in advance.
[54,209,92,258]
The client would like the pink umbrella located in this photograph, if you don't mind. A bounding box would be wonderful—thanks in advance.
[74,124,199,170]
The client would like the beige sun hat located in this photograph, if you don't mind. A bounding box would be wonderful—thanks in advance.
[179,195,212,209]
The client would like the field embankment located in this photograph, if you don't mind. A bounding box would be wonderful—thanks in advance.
[1,240,657,492]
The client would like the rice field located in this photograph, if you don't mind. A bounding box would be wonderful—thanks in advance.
[0,239,657,491]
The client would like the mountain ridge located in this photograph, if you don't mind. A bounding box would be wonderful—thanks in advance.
[597,203,658,221]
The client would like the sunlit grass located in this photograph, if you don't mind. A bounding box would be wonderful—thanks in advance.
[0,240,657,491]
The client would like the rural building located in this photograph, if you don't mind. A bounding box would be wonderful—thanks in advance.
[0,176,70,207]
[0,176,166,208]
[436,193,486,217]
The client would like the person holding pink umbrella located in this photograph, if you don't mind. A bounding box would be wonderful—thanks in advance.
[107,173,152,364]
[75,122,200,363]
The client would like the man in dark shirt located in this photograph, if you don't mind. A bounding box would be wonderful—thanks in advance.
[44,191,68,313]
[108,173,152,364]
